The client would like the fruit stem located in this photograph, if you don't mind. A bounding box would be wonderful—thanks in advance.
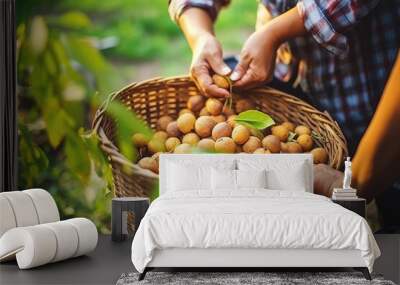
[223,76,233,111]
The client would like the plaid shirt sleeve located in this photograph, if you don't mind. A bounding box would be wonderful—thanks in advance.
[297,0,381,55]
[168,0,230,23]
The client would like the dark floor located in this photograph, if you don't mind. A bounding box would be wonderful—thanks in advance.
[0,235,134,285]
[1,234,399,285]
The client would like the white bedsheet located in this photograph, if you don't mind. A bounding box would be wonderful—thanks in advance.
[131,190,380,273]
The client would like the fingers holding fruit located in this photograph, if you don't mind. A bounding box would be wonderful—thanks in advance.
[231,26,278,89]
[190,34,231,98]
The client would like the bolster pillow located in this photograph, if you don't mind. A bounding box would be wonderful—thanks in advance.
[0,189,60,237]
[0,218,98,269]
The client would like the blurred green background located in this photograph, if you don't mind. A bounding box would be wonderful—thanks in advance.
[17,0,257,233]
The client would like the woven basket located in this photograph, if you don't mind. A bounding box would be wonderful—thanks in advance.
[92,76,348,199]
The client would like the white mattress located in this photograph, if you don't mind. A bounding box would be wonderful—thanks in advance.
[131,190,380,273]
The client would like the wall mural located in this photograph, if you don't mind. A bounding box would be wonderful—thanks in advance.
[16,0,400,234]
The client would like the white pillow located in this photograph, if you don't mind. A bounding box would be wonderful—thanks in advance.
[265,164,307,191]
[238,158,310,192]
[211,169,267,190]
[236,169,267,189]
[167,160,235,191]
[211,168,236,190]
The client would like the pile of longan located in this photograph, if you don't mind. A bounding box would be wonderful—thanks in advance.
[132,94,328,174]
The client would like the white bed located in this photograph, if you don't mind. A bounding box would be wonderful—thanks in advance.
[131,154,380,280]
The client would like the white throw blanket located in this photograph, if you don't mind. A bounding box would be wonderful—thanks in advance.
[131,190,380,272]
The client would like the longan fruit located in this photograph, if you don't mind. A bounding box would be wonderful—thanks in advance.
[182,132,200,146]
[138,157,158,173]
[179,108,194,116]
[249,127,264,140]
[165,137,181,152]
[132,133,149,148]
[286,142,302,153]
[227,115,237,128]
[243,136,262,153]
[197,138,215,152]
[297,134,313,151]
[222,105,235,116]
[295,125,311,136]
[253,148,266,154]
[280,142,289,153]
[211,114,226,124]
[157,115,173,131]
[206,98,223,116]
[148,139,166,154]
[153,131,168,142]
[195,116,216,138]
[138,157,151,169]
[212,122,232,140]
[235,99,254,114]
[311,147,328,164]
[212,74,230,89]
[187,95,205,112]
[174,143,192,154]
[262,135,281,153]
[232,124,250,145]
[177,113,196,134]
[214,137,236,153]
[152,152,161,163]
[265,149,271,154]
[166,121,182,137]
[271,125,289,142]
[281,121,295,132]
[150,152,161,174]
[199,107,210,116]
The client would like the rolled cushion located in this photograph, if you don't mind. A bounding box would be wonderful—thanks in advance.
[23,189,60,224]
[0,189,59,238]
[0,226,57,268]
[0,196,17,237]
[65,218,98,257]
[42,221,79,262]
[0,191,39,228]
[0,218,98,269]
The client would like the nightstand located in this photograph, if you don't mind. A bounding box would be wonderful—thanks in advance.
[332,198,366,218]
[112,197,150,242]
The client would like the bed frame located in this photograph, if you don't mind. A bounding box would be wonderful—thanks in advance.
[139,154,371,281]
[140,248,371,280]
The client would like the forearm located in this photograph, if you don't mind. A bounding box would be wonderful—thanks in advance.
[178,8,215,51]
[265,7,306,44]
[353,54,400,201]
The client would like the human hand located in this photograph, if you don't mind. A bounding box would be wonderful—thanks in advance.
[230,25,280,88]
[190,33,231,98]
[313,164,343,198]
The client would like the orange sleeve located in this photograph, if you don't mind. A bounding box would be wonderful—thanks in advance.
[353,52,400,201]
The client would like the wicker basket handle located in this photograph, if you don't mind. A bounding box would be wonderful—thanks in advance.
[92,91,119,133]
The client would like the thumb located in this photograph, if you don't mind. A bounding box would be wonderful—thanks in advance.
[230,53,251,81]
[207,56,231,76]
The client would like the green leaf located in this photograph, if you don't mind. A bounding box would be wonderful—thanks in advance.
[64,35,120,93]
[43,98,74,147]
[235,110,275,130]
[29,16,48,54]
[65,132,91,182]
[53,11,92,30]
[18,124,49,187]
[106,100,153,161]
